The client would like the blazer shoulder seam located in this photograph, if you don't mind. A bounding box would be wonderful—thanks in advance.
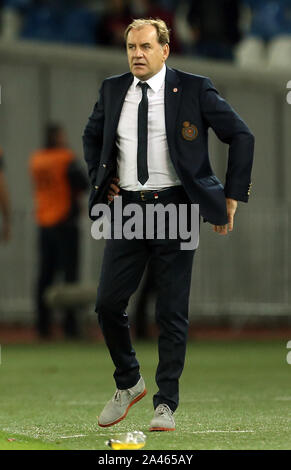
[103,72,132,84]
[173,68,210,83]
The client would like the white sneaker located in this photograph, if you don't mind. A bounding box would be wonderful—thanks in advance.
[149,404,176,431]
[98,377,147,427]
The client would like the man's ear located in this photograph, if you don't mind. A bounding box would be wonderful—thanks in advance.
[163,43,170,61]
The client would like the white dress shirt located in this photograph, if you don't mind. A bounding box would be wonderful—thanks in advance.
[116,63,181,191]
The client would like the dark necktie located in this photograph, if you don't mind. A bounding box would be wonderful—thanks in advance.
[137,82,149,185]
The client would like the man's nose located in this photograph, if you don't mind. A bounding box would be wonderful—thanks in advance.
[134,48,143,58]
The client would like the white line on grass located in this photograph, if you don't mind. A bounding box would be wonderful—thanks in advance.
[183,399,220,403]
[1,428,95,441]
[188,430,254,434]
[55,401,106,406]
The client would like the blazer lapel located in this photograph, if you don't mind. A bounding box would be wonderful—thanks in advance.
[109,73,134,135]
[103,73,133,165]
[165,66,181,161]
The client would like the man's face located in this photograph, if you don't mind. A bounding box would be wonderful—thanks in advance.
[126,25,169,81]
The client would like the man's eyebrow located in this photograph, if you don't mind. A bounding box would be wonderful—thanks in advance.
[127,42,152,47]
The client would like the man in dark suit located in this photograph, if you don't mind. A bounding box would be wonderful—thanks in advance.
[83,18,254,431]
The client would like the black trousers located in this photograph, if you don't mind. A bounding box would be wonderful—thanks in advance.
[36,222,79,337]
[95,186,197,412]
[133,259,156,339]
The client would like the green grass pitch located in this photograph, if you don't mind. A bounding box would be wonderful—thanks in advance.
[0,339,290,450]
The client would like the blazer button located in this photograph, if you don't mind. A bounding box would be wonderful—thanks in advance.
[95,185,99,190]
[102,163,107,168]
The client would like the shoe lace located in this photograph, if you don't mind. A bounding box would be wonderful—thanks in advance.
[113,390,122,402]
[113,388,133,404]
[157,404,172,416]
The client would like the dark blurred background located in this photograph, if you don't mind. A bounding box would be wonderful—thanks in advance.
[0,0,290,342]
[1,0,291,58]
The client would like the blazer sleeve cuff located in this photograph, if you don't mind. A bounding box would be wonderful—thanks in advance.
[224,181,253,202]
[224,191,249,203]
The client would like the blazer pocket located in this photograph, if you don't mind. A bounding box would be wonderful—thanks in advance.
[196,175,224,189]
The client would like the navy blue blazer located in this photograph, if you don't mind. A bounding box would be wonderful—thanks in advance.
[82,66,254,225]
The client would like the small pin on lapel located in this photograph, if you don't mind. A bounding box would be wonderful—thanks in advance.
[173,88,178,93]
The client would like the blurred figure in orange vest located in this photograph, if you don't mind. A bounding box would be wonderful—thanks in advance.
[29,124,88,339]
[0,147,11,242]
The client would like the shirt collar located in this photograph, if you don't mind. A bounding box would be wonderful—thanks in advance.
[133,64,166,93]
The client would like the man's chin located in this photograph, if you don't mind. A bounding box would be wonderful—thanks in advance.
[131,66,150,80]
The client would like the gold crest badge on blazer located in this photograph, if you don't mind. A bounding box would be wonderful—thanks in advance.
[182,121,198,141]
